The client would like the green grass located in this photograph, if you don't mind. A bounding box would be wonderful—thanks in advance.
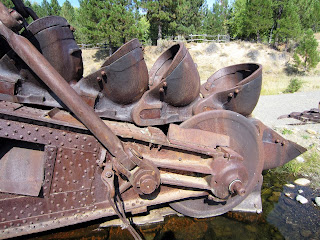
[271,146,320,188]
[281,128,293,135]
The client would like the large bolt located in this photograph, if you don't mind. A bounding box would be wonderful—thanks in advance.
[138,175,157,195]
[229,180,246,196]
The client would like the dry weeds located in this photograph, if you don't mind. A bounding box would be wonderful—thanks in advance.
[81,39,320,95]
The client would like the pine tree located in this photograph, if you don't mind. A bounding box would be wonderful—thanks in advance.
[229,0,247,39]
[1,0,14,8]
[245,0,273,42]
[204,0,229,35]
[139,0,178,44]
[294,29,320,71]
[60,0,75,24]
[295,0,320,32]
[50,0,61,16]
[273,0,301,46]
[77,0,138,46]
[175,0,205,36]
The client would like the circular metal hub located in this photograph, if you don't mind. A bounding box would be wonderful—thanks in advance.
[169,110,263,218]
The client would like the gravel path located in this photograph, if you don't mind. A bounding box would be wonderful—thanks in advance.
[253,91,320,132]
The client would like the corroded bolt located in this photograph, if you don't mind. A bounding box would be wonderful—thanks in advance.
[229,181,246,196]
[159,88,164,93]
[163,82,167,87]
[275,139,280,143]
[228,93,234,98]
[105,171,113,178]
[235,89,240,94]
[101,71,106,77]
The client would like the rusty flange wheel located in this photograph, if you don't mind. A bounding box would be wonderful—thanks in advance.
[169,110,263,218]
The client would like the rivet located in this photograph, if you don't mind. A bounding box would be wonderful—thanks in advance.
[55,136,59,140]
[83,137,87,141]
[81,145,84,148]
[19,135,23,139]
[5,133,8,136]
[78,164,82,167]
[40,211,44,214]
[93,148,97,152]
[80,152,84,155]
[60,142,64,146]
[34,138,37,141]
[49,130,53,134]
[75,135,79,139]
[21,125,24,129]
[28,213,32,217]
[41,134,45,137]
[27,131,31,135]
[22,220,27,223]
[62,132,66,136]
[20,210,24,214]
[68,138,72,142]
[72,150,76,154]
[12,207,16,210]
[15,215,19,219]
[13,129,17,133]
[88,143,92,147]
[7,122,10,126]
[35,128,39,131]
[33,208,37,212]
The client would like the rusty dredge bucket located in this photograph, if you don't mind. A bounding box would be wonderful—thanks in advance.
[0,1,306,239]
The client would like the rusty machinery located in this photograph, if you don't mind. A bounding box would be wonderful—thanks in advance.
[0,1,306,239]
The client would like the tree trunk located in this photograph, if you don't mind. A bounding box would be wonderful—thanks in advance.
[269,23,274,44]
[158,24,162,40]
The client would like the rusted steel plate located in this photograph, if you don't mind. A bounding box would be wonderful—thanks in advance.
[168,123,230,152]
[0,147,45,196]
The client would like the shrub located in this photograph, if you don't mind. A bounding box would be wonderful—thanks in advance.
[284,78,304,93]
[293,29,320,71]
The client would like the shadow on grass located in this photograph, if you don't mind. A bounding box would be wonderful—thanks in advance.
[284,63,305,76]
[93,48,110,62]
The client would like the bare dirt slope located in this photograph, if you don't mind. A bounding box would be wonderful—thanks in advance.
[82,40,320,95]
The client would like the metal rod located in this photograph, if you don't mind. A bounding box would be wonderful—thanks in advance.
[0,20,133,168]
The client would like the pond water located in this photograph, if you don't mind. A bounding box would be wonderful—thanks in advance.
[17,171,320,240]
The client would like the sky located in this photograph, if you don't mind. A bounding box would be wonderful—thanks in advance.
[30,0,217,9]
